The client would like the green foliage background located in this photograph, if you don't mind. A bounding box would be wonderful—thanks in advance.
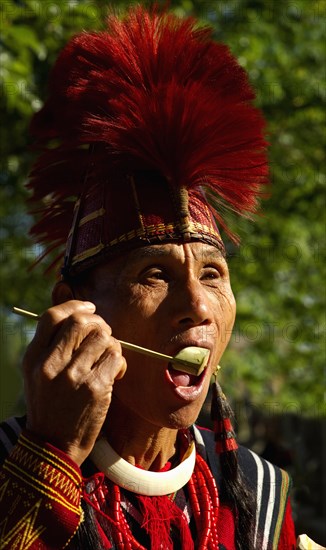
[0,0,325,423]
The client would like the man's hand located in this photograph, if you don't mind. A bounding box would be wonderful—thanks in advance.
[23,300,127,465]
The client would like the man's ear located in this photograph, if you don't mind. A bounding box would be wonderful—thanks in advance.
[52,281,75,306]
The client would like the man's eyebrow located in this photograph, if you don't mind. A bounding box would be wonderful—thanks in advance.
[199,248,226,261]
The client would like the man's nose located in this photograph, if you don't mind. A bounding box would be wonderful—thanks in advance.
[171,278,213,328]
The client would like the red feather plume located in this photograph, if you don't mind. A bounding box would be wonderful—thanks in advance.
[27,5,268,269]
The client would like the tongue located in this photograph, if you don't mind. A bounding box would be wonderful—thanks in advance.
[169,367,197,387]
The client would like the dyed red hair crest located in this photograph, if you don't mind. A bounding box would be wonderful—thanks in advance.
[27,5,268,272]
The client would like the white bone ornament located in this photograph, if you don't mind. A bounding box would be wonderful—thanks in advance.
[90,439,196,496]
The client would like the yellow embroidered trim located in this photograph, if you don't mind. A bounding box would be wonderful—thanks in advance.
[71,220,221,265]
[3,461,81,515]
[78,207,106,228]
[0,478,9,502]
[8,446,80,497]
[273,469,291,548]
[19,434,81,484]
[0,499,46,550]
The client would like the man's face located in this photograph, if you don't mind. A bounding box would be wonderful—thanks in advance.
[81,241,236,430]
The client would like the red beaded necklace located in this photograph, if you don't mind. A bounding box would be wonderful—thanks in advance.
[84,451,220,549]
[188,453,220,549]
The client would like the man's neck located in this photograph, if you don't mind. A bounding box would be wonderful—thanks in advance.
[103,401,178,471]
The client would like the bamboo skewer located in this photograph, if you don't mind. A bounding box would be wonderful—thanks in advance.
[13,307,40,320]
[12,307,210,376]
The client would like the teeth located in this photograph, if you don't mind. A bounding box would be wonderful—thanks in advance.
[171,347,210,376]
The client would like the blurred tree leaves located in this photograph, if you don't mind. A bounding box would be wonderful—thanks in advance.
[0,0,325,419]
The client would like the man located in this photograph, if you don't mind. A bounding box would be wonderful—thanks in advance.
[0,6,298,549]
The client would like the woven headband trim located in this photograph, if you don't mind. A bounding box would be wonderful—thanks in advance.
[71,220,222,266]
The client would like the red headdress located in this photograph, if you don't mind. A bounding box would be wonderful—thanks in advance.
[27,6,268,275]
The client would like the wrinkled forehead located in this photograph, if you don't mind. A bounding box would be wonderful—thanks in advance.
[124,242,227,263]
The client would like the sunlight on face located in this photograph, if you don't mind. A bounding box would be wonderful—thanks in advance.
[76,242,236,429]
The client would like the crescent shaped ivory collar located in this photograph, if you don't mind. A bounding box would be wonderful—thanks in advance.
[90,438,196,496]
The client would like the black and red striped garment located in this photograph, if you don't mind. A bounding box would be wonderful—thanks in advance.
[0,417,296,549]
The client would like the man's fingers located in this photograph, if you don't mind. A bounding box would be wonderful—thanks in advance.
[61,332,125,385]
[49,313,109,360]
[25,303,125,387]
[32,300,96,349]
[89,344,127,383]
[21,300,126,466]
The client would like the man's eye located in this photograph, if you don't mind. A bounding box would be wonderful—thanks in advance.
[142,269,168,282]
[201,267,221,280]
[150,271,164,279]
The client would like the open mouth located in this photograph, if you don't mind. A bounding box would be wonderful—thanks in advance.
[167,362,206,388]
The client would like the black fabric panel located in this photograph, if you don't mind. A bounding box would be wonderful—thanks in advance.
[0,438,8,463]
[237,445,259,489]
[0,419,20,444]
[14,415,27,430]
